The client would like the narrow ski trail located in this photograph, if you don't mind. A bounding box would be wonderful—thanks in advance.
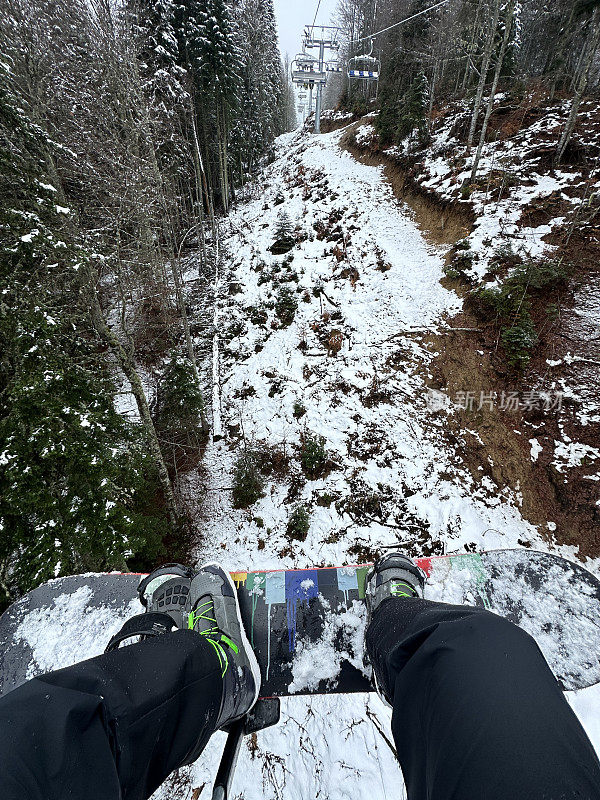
[192,126,546,566]
[163,127,600,799]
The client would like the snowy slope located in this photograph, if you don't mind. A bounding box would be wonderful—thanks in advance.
[193,126,563,567]
[161,127,600,799]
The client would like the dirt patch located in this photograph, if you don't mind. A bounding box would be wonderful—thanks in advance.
[427,303,600,556]
[517,190,572,228]
[320,115,361,134]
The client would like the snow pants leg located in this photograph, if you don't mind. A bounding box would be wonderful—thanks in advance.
[0,629,223,800]
[366,598,600,800]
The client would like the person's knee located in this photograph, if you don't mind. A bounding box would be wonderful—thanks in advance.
[435,609,542,670]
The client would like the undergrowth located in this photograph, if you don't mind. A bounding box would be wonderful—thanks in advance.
[470,258,569,369]
[286,504,311,541]
[232,450,265,508]
[300,432,328,478]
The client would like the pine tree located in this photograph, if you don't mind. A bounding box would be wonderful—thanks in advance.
[274,210,295,241]
[229,0,284,180]
[153,352,206,469]
[397,70,430,149]
[176,0,241,209]
[0,67,164,603]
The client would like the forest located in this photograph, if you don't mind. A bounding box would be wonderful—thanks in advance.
[334,0,600,168]
[0,0,295,606]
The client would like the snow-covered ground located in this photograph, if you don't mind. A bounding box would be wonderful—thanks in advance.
[162,127,600,798]
[194,127,551,567]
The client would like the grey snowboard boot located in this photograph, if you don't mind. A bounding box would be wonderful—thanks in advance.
[365,552,425,621]
[188,563,261,730]
[139,563,194,627]
[106,563,195,651]
[107,562,260,730]
[365,552,425,705]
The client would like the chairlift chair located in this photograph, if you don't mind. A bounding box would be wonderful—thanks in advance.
[291,52,326,87]
[326,59,343,73]
[303,25,341,51]
[347,39,380,81]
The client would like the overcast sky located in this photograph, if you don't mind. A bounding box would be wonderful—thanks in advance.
[273,0,339,61]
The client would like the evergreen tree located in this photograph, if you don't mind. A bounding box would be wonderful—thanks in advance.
[397,70,430,149]
[175,0,242,209]
[274,210,295,241]
[230,0,285,180]
[155,354,205,436]
[0,67,164,603]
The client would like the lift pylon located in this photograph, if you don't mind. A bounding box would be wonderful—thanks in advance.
[296,25,341,134]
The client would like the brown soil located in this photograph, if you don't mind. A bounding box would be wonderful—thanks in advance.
[427,304,600,556]
[320,115,362,134]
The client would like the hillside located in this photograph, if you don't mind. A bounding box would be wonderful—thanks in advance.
[148,119,600,799]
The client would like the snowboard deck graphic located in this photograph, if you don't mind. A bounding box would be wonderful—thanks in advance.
[1,549,599,698]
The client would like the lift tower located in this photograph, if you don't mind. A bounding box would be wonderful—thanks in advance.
[302,25,340,134]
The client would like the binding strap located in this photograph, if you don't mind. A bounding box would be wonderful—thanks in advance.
[137,563,195,607]
[105,612,177,652]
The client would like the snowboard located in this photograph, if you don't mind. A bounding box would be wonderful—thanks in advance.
[1,549,599,699]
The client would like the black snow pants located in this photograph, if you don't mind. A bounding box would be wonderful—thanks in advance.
[1,600,599,800]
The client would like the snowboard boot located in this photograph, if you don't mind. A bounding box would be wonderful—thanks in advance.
[188,563,261,730]
[365,552,425,618]
[364,552,425,705]
[105,562,260,729]
[106,563,195,651]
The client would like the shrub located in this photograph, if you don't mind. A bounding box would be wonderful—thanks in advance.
[351,96,369,117]
[470,257,568,370]
[275,286,298,326]
[443,265,461,279]
[232,450,265,509]
[293,401,306,419]
[249,305,268,326]
[286,504,311,541]
[514,259,568,290]
[501,321,537,369]
[300,432,327,479]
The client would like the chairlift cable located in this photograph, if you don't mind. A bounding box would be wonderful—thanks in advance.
[312,0,323,30]
[354,0,452,44]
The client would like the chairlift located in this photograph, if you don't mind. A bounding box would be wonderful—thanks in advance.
[291,52,327,87]
[304,25,340,51]
[326,59,343,73]
[347,39,380,81]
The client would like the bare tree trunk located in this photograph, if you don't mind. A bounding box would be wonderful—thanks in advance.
[470,0,517,184]
[467,0,501,152]
[461,0,484,93]
[89,290,180,529]
[556,8,600,165]
[190,98,215,236]
[216,101,230,213]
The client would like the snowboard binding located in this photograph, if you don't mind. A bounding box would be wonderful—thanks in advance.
[106,562,280,800]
